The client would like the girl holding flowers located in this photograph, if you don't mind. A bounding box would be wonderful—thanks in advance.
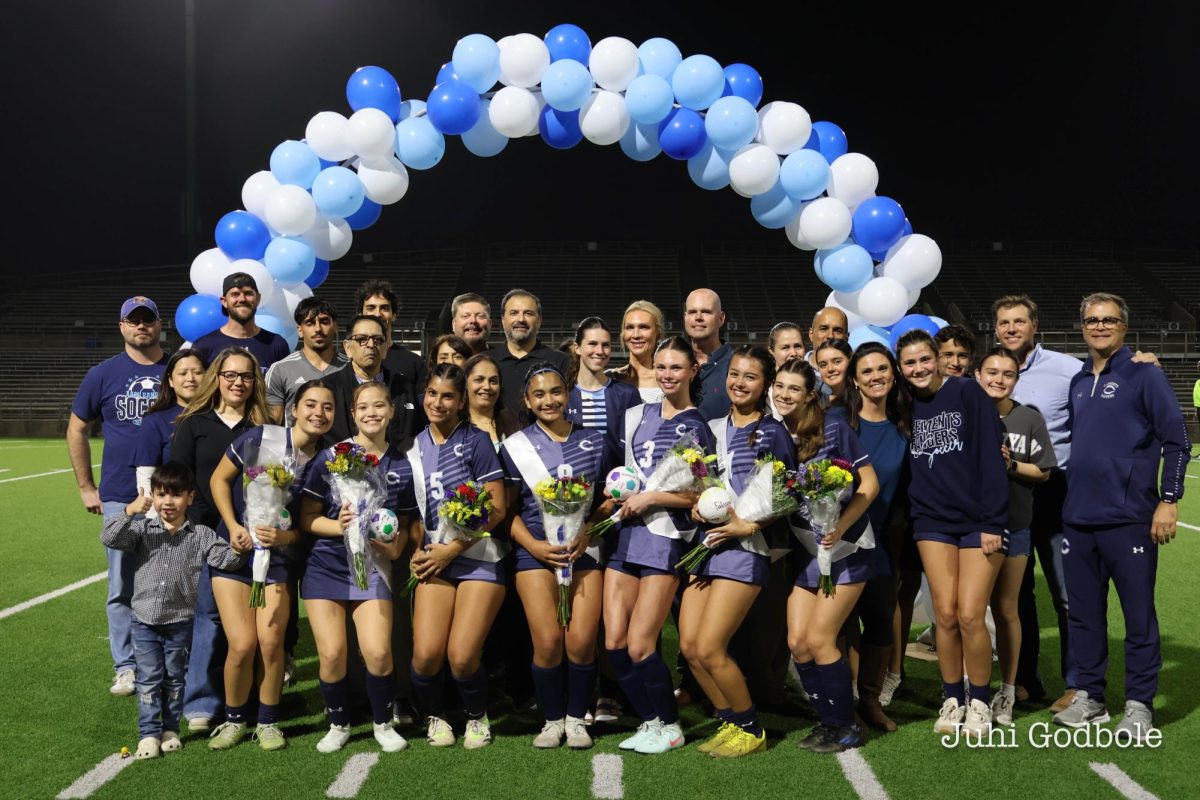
[299,382,414,754]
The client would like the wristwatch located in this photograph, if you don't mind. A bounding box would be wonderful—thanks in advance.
[1008,460,1018,474]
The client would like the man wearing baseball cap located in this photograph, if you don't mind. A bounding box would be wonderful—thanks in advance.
[190,272,290,373]
[67,296,169,696]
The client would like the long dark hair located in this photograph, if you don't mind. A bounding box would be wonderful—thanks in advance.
[520,361,570,427]
[461,353,521,437]
[843,342,912,438]
[654,336,703,406]
[776,358,825,462]
[814,338,854,405]
[566,316,610,388]
[426,362,469,421]
[145,348,205,415]
[729,345,775,449]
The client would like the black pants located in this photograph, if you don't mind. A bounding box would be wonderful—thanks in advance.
[1015,470,1074,693]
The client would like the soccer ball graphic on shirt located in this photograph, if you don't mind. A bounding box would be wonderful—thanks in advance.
[605,466,642,500]
[369,508,399,542]
[276,508,293,530]
[131,377,159,392]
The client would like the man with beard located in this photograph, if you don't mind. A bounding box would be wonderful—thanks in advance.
[327,315,421,443]
[67,296,169,696]
[192,273,290,373]
[487,289,568,412]
[266,297,347,425]
[451,292,494,355]
[685,288,732,420]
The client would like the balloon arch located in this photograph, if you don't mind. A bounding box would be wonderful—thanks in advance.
[178,25,946,350]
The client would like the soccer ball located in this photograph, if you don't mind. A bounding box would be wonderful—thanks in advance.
[697,486,733,524]
[276,508,292,530]
[369,508,399,542]
[605,466,641,500]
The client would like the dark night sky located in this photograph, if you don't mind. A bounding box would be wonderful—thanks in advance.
[6,1,1198,279]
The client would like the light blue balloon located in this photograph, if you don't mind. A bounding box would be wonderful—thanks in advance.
[849,325,890,349]
[619,122,662,162]
[269,140,320,188]
[311,166,365,218]
[256,312,295,349]
[815,243,875,293]
[452,34,501,94]
[750,181,806,229]
[263,236,316,284]
[637,37,682,79]
[394,117,445,170]
[436,62,458,87]
[540,59,593,111]
[779,149,831,200]
[672,54,724,111]
[624,74,674,124]
[704,95,758,150]
[687,141,734,191]
[399,99,427,121]
[461,101,508,157]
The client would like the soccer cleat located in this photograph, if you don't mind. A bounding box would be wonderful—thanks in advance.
[962,699,992,739]
[373,722,408,752]
[316,724,352,753]
[1115,701,1155,744]
[186,715,212,734]
[463,715,492,750]
[619,721,654,751]
[426,716,456,747]
[879,672,902,707]
[1050,689,1077,713]
[1052,690,1110,728]
[635,720,685,754]
[253,723,287,751]
[392,698,417,727]
[696,722,738,754]
[160,731,182,753]
[207,721,247,751]
[709,726,766,758]
[796,724,834,750]
[594,697,622,723]
[111,669,136,697]
[934,698,965,734]
[809,724,864,754]
[533,719,566,749]
[991,690,1015,727]
[565,716,593,750]
[134,736,161,760]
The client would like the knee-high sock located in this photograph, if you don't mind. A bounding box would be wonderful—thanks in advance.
[409,667,446,719]
[318,678,351,727]
[364,671,396,725]
[453,665,489,720]
[606,648,653,722]
[817,659,856,728]
[531,662,566,721]
[566,660,596,720]
[633,652,679,725]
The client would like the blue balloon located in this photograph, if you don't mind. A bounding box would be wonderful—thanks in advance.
[721,63,763,107]
[175,294,223,342]
[540,59,593,111]
[451,34,500,94]
[545,24,591,63]
[256,312,289,340]
[704,96,758,151]
[311,166,365,219]
[399,99,427,121]
[264,236,316,284]
[902,217,913,237]
[852,196,906,253]
[426,79,481,135]
[672,54,724,110]
[888,314,941,352]
[318,158,340,170]
[344,197,382,231]
[304,258,330,289]
[814,243,874,293]
[395,117,445,170]
[687,141,734,190]
[637,38,682,79]
[435,61,459,87]
[346,66,402,124]
[658,107,707,160]
[214,211,271,261]
[805,121,848,163]
[849,325,890,349]
[779,148,831,200]
[624,74,674,124]
[270,140,320,189]
[461,103,508,157]
[619,122,662,162]
[538,107,583,150]
[751,181,806,229]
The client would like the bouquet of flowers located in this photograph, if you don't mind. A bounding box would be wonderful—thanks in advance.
[242,457,295,608]
[533,475,594,627]
[796,458,856,596]
[401,480,495,596]
[324,441,386,590]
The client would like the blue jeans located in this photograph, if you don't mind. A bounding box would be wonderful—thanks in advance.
[102,501,136,674]
[182,563,226,720]
[131,618,192,736]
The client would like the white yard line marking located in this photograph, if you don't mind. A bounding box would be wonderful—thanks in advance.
[0,464,98,484]
[0,444,68,451]
[591,753,624,800]
[0,572,107,620]
[837,749,891,800]
[0,469,9,473]
[1089,762,1159,800]
[326,753,380,798]
[1186,474,1199,479]
[56,754,134,799]
[1179,521,1199,533]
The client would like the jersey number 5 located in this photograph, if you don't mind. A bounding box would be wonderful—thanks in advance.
[430,471,445,500]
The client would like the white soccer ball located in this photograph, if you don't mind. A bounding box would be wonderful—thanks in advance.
[369,508,399,542]
[697,486,733,524]
[605,466,641,500]
[276,508,293,531]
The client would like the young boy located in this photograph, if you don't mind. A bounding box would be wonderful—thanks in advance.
[100,462,249,760]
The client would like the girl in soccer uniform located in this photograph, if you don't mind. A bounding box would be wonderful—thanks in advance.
[815,338,854,412]
[896,329,1008,739]
[565,316,642,464]
[406,363,509,750]
[766,322,806,418]
[299,382,414,754]
[463,353,521,450]
[503,364,614,750]
[678,346,796,758]
[605,337,715,755]
[608,300,667,403]
[134,348,204,493]
[974,347,1056,726]
[204,379,336,751]
[776,358,880,754]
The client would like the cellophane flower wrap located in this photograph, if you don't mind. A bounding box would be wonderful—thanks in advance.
[324,442,386,590]
[533,476,594,628]
[796,458,856,596]
[402,480,495,596]
[241,444,295,608]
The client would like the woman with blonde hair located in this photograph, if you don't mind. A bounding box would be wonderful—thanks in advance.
[607,300,666,403]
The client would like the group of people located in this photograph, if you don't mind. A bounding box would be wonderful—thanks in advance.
[69,273,1189,761]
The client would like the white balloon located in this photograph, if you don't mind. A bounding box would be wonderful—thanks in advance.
[880,234,943,290]
[798,197,852,250]
[855,277,909,327]
[588,36,639,92]
[356,156,409,205]
[827,290,866,331]
[907,287,921,309]
[579,90,630,145]
[523,93,547,137]
[827,153,879,208]
[305,111,354,161]
[728,144,780,197]
[345,108,396,161]
[264,184,317,236]
[489,86,541,137]
[282,283,314,318]
[302,215,353,261]
[190,248,233,296]
[241,171,280,220]
[228,258,276,305]
[756,102,812,155]
[785,213,816,251]
[498,33,550,88]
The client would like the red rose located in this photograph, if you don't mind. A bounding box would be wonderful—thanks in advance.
[365,454,380,466]
[335,442,352,455]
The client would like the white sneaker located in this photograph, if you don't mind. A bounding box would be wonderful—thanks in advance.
[316,723,352,753]
[990,690,1015,727]
[426,716,455,747]
[619,720,655,751]
[880,671,902,707]
[962,699,992,739]
[593,697,621,723]
[464,716,492,750]
[186,715,212,734]
[373,722,408,752]
[934,697,965,734]
[635,720,685,754]
[565,716,593,750]
[111,669,136,697]
[533,719,566,748]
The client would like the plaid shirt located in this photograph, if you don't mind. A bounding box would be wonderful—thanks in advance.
[100,513,246,625]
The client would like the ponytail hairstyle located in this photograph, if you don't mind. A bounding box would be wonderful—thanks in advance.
[351,379,393,408]
[426,362,469,421]
[654,336,703,407]
[729,345,776,449]
[895,329,940,394]
[521,361,569,426]
[567,316,611,388]
[843,342,912,438]
[776,357,825,462]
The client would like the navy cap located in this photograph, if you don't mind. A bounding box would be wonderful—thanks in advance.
[119,296,159,321]
[222,272,259,295]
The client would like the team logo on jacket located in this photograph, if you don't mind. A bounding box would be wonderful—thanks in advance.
[1061,538,1070,555]
[1101,381,1119,399]
[117,375,161,425]
[910,411,964,467]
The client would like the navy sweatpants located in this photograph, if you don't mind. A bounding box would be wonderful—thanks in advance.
[1062,522,1161,705]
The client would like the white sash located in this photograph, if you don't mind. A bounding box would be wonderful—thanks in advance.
[504,430,602,563]
[788,510,876,562]
[623,404,694,541]
[405,433,506,563]
[708,418,768,556]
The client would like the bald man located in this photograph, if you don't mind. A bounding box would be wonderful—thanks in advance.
[685,288,733,420]
[806,307,850,397]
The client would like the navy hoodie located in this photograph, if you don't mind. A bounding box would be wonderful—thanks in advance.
[1064,347,1189,526]
[907,376,1009,536]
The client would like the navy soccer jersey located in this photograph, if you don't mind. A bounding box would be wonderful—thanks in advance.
[793,417,874,544]
[133,405,183,467]
[501,423,609,542]
[409,423,504,542]
[715,415,797,495]
[618,402,715,534]
[220,425,319,539]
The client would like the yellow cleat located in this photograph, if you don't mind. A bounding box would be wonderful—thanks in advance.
[696,722,738,754]
[709,727,766,758]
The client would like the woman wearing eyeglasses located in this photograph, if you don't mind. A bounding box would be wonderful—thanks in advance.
[328,315,422,443]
